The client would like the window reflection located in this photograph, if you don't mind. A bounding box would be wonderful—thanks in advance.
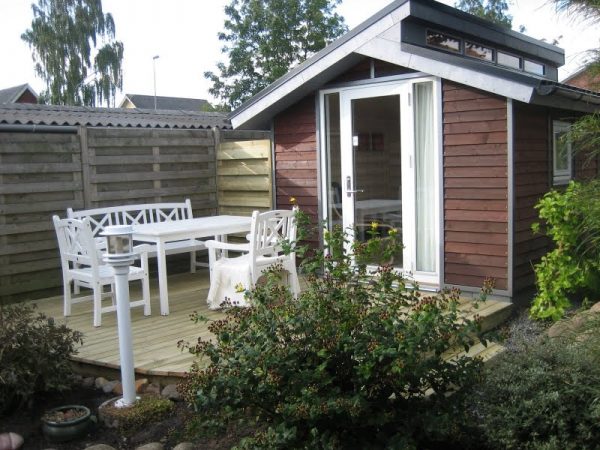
[426,31,461,53]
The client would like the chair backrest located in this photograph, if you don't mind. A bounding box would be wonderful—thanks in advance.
[67,199,193,238]
[53,215,103,271]
[248,209,297,262]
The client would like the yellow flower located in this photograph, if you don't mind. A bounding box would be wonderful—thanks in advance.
[388,228,398,236]
[289,196,297,205]
[370,221,379,231]
[234,283,245,293]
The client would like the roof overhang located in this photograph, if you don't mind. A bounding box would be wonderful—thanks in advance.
[230,0,597,130]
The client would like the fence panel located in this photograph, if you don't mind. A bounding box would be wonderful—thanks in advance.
[0,131,83,298]
[217,138,272,216]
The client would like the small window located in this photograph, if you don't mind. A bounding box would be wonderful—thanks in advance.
[465,41,493,61]
[426,31,461,53]
[497,51,521,69]
[524,60,545,76]
[552,121,572,185]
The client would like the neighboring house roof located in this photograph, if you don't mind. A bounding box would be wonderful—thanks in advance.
[0,84,38,104]
[119,94,208,111]
[0,103,231,129]
[562,65,600,92]
[230,0,600,129]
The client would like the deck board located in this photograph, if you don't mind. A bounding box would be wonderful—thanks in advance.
[29,269,511,381]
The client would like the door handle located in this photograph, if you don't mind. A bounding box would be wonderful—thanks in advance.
[346,176,364,197]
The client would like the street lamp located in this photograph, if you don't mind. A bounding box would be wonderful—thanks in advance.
[102,225,137,407]
[153,55,160,110]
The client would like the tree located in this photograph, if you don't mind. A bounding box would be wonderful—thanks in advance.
[455,0,513,27]
[205,0,347,110]
[22,0,124,107]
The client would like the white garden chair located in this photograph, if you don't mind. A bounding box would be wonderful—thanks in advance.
[205,209,301,309]
[53,215,151,327]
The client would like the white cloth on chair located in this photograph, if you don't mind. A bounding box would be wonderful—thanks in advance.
[206,255,253,309]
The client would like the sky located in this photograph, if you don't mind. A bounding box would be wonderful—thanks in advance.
[0,0,599,105]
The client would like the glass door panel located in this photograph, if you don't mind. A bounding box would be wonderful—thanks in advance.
[351,95,402,267]
[324,93,342,230]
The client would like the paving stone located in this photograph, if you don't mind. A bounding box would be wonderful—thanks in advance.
[82,376,95,388]
[134,443,163,450]
[135,378,149,393]
[161,384,181,401]
[102,380,119,394]
[0,432,24,450]
[172,443,195,450]
[84,445,117,450]
[112,381,123,395]
[144,382,161,395]
[94,377,110,389]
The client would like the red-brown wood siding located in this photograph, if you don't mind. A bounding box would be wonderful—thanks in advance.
[443,81,509,291]
[273,95,319,225]
[513,102,549,294]
[16,90,37,104]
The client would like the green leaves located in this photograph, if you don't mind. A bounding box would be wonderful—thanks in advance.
[22,0,123,106]
[179,212,486,448]
[455,0,513,27]
[205,0,347,110]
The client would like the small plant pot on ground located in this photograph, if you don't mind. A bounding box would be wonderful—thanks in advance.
[41,405,93,443]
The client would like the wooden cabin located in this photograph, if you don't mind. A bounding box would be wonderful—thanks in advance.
[229,0,600,302]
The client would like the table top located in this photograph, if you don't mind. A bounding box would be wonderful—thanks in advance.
[131,215,252,238]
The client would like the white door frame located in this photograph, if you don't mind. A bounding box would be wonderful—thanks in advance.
[319,76,442,287]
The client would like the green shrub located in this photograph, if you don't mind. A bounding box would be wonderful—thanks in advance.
[179,217,488,449]
[472,317,600,450]
[531,180,600,320]
[0,302,83,415]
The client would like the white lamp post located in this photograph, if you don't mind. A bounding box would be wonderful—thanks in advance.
[101,225,137,407]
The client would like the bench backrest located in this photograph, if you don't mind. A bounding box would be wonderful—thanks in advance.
[67,199,193,238]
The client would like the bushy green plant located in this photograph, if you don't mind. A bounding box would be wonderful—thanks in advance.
[471,316,600,449]
[179,215,488,449]
[531,180,600,320]
[0,303,83,415]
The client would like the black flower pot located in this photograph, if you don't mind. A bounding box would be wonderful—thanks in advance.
[41,405,93,442]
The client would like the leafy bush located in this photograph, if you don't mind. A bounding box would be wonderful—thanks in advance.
[531,180,600,320]
[472,316,600,449]
[179,217,488,449]
[0,302,83,415]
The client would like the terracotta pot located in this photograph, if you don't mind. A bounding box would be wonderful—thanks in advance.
[41,405,92,442]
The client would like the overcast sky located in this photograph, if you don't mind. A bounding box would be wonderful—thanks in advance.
[0,0,598,104]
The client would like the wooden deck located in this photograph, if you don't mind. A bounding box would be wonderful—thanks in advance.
[29,269,512,383]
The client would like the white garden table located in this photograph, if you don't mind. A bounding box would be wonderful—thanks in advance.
[131,215,252,315]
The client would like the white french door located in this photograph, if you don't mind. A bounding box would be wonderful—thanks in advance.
[320,77,441,286]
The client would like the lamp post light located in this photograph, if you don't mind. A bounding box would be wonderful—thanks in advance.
[101,225,137,407]
[153,55,160,110]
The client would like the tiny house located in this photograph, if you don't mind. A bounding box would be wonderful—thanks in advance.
[230,0,600,301]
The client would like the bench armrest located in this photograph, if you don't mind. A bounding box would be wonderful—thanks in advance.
[205,240,250,252]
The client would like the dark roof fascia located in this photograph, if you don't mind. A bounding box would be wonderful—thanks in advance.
[532,80,600,113]
[408,0,564,65]
[229,0,410,120]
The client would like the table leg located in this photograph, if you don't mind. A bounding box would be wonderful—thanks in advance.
[156,240,169,315]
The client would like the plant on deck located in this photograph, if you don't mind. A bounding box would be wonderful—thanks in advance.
[0,303,83,415]
[179,215,489,449]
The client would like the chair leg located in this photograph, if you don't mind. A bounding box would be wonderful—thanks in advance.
[93,282,103,327]
[142,278,151,316]
[63,277,72,317]
[190,250,196,273]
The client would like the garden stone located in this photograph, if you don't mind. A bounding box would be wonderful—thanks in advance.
[102,380,119,394]
[172,443,195,450]
[95,377,110,389]
[112,381,123,395]
[82,376,95,388]
[134,443,163,450]
[0,432,23,450]
[84,445,117,450]
[548,303,600,338]
[144,382,161,395]
[161,384,181,401]
[135,378,149,393]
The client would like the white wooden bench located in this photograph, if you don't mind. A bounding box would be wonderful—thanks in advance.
[67,199,208,273]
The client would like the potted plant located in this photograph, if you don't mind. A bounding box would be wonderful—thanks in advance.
[41,405,93,442]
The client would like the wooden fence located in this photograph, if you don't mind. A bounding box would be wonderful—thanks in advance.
[0,127,270,301]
